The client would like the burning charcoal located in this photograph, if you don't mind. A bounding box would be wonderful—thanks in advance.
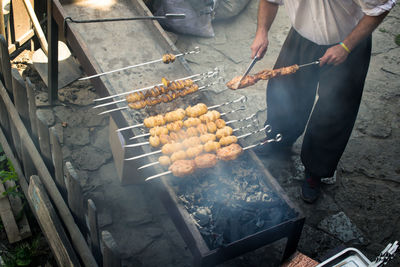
[194,207,211,227]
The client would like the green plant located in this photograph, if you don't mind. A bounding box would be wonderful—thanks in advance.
[395,34,400,46]
[0,236,44,267]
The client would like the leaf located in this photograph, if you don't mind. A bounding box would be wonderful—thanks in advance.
[16,258,31,266]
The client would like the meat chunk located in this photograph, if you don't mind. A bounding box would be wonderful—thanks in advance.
[168,160,196,177]
[194,153,217,168]
[217,143,243,161]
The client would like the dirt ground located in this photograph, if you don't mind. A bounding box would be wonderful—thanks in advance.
[11,0,400,266]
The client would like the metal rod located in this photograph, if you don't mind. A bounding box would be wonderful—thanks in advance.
[65,14,186,24]
[243,133,282,150]
[112,78,222,124]
[94,68,218,102]
[236,124,271,139]
[129,112,256,141]
[145,171,172,181]
[80,47,200,81]
[125,149,162,161]
[208,95,246,109]
[298,60,320,68]
[93,75,205,109]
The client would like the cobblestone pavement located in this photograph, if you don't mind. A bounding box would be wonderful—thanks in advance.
[13,1,400,266]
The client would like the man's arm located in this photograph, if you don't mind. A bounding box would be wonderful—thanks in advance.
[320,11,389,66]
[250,1,279,59]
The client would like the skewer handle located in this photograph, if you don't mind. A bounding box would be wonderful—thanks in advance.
[129,132,150,140]
[237,124,271,139]
[243,133,282,151]
[226,113,256,124]
[98,106,128,115]
[145,171,172,181]
[209,95,247,109]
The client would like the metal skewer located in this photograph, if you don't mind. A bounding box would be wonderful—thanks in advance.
[93,72,215,109]
[129,112,256,141]
[298,60,320,68]
[99,76,223,117]
[125,123,255,161]
[81,47,200,81]
[124,107,248,148]
[94,68,219,102]
[143,133,282,181]
[138,122,262,170]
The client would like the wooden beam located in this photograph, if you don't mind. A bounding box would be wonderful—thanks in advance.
[28,175,81,266]
[25,77,38,143]
[36,109,54,174]
[11,68,30,129]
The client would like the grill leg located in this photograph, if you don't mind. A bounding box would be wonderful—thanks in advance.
[282,218,305,261]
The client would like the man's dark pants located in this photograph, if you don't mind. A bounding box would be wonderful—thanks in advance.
[265,28,372,178]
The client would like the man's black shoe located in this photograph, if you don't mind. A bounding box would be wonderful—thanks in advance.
[301,174,321,204]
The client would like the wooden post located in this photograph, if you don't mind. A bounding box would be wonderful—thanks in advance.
[25,77,38,143]
[0,35,13,97]
[88,199,102,265]
[11,68,30,129]
[102,231,121,267]
[49,126,67,199]
[0,183,22,243]
[21,143,37,181]
[65,161,85,232]
[36,110,54,174]
[47,0,58,103]
[28,175,81,266]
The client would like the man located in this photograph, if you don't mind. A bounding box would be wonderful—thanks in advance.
[251,0,395,203]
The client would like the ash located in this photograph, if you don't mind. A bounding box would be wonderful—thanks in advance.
[170,152,298,250]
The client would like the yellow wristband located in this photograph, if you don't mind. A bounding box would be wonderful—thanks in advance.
[340,42,351,53]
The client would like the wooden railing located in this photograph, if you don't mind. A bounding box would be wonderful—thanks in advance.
[0,33,122,266]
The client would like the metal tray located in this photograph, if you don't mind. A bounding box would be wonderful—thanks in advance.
[316,248,371,267]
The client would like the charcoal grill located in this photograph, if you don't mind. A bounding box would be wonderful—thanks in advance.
[50,0,305,265]
[153,151,304,266]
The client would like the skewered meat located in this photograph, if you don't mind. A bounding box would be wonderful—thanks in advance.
[176,130,188,140]
[126,91,145,102]
[161,77,170,87]
[215,118,226,129]
[159,134,172,145]
[199,110,221,123]
[186,127,199,137]
[194,153,218,168]
[143,115,166,128]
[168,160,196,177]
[226,75,258,89]
[182,136,202,149]
[217,143,243,161]
[197,124,208,135]
[169,132,180,142]
[200,133,216,144]
[165,108,185,122]
[185,103,208,117]
[128,101,146,110]
[162,143,183,154]
[219,135,238,146]
[166,120,184,132]
[204,141,221,152]
[186,145,204,158]
[226,64,300,90]
[162,53,176,64]
[159,155,171,166]
[149,126,169,136]
[171,150,187,162]
[206,121,217,133]
[184,118,202,128]
[216,126,233,139]
[149,136,161,147]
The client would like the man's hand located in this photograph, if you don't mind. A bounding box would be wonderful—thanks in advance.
[319,44,349,66]
[251,31,269,59]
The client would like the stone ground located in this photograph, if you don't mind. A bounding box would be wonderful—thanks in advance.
[11,1,400,266]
